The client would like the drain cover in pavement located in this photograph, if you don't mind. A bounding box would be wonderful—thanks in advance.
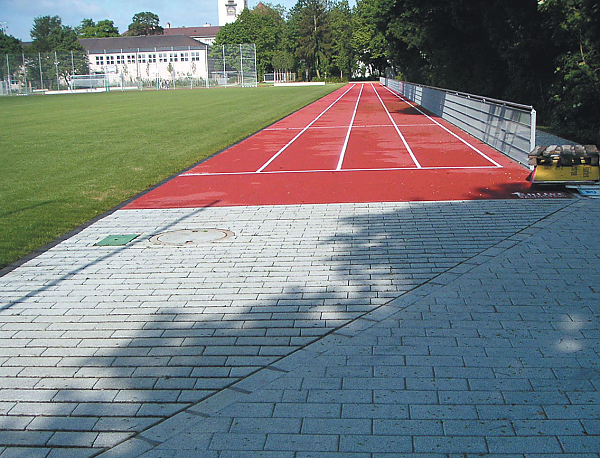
[96,234,140,246]
[149,229,233,246]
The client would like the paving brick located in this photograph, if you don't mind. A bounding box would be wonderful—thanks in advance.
[486,436,563,454]
[230,418,301,434]
[413,435,488,454]
[339,434,412,453]
[0,197,591,458]
[209,432,266,450]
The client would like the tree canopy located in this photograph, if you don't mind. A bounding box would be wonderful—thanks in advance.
[76,19,120,38]
[29,15,83,52]
[0,29,22,56]
[215,4,287,78]
[126,12,164,36]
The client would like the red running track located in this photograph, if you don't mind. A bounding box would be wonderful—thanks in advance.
[127,83,535,209]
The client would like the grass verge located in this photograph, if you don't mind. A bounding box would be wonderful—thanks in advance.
[0,85,341,269]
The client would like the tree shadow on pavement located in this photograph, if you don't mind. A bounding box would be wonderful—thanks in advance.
[0,198,574,457]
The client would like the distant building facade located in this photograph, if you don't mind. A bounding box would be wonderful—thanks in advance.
[79,35,210,83]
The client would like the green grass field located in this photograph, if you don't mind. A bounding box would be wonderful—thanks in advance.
[0,85,340,269]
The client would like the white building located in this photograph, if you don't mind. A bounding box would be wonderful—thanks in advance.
[79,35,209,84]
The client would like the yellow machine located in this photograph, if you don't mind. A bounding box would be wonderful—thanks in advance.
[529,144,599,184]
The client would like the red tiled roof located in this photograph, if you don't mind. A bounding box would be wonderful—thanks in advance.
[163,26,221,38]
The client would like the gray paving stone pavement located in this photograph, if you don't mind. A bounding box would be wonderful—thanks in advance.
[1,196,599,457]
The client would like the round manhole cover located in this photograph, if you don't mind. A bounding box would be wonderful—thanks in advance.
[149,229,234,246]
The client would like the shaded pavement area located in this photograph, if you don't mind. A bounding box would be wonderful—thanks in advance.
[0,195,599,457]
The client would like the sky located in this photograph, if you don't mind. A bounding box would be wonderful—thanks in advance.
[0,0,302,41]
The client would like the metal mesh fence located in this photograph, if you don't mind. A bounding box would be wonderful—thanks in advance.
[380,77,536,167]
[1,43,257,95]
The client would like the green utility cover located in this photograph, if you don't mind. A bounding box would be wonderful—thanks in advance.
[95,234,140,246]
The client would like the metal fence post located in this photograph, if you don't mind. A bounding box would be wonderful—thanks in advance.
[253,44,257,87]
[38,53,43,90]
[55,51,60,90]
[22,53,27,94]
[530,108,537,150]
[6,55,11,95]
[240,44,243,87]
[205,45,209,89]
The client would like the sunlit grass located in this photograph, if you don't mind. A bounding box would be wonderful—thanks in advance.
[0,85,341,269]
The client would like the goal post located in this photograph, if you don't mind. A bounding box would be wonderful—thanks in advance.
[69,73,130,92]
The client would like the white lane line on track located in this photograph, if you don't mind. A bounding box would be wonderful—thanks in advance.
[337,84,363,171]
[255,84,356,173]
[381,84,503,168]
[181,165,499,177]
[265,123,436,131]
[371,83,422,169]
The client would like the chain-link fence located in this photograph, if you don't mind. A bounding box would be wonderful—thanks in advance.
[1,43,257,95]
[0,51,89,94]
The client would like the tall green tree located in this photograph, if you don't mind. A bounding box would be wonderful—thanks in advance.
[27,16,87,89]
[352,0,391,77]
[382,0,544,102]
[329,0,355,79]
[288,0,332,80]
[76,18,120,38]
[30,15,82,52]
[126,12,163,36]
[540,0,600,142]
[0,28,22,55]
[215,3,287,78]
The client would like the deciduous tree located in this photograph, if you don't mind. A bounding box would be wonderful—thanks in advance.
[126,12,163,36]
[0,28,22,55]
[76,18,120,38]
[288,0,332,80]
[540,0,600,142]
[329,0,355,79]
[215,3,287,78]
[30,15,82,52]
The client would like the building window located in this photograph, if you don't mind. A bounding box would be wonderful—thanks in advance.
[148,54,156,63]
[95,55,104,65]
[180,52,189,62]
[116,55,124,65]
[169,53,178,62]
[159,53,168,63]
[127,55,136,64]
[106,55,115,65]
[191,52,201,62]
[138,54,146,63]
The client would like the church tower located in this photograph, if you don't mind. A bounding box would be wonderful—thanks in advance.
[218,0,248,26]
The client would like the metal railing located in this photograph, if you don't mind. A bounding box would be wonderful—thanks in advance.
[380,78,536,167]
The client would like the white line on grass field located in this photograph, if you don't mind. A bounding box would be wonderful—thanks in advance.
[382,85,503,168]
[337,84,363,170]
[372,83,422,169]
[255,84,356,173]
[181,165,498,177]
